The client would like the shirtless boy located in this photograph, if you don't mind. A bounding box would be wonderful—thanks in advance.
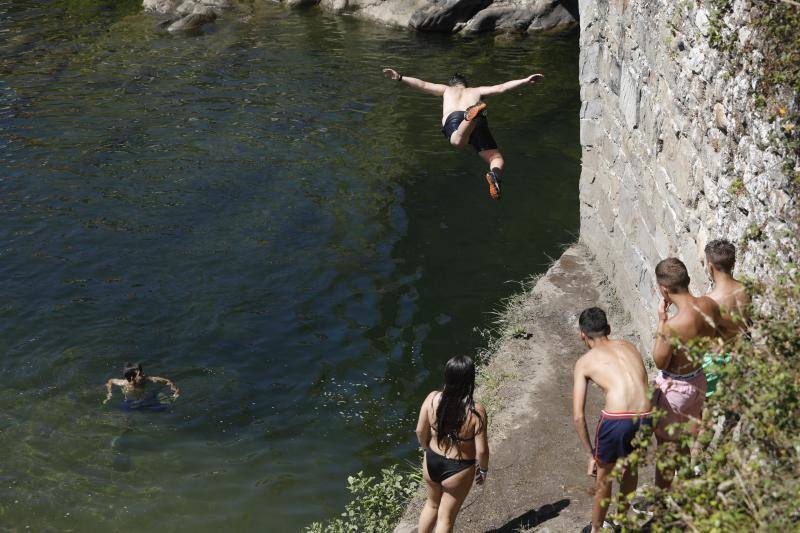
[382,68,544,200]
[702,239,751,396]
[573,307,651,533]
[652,258,722,488]
[104,362,179,408]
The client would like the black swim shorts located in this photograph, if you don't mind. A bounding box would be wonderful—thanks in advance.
[441,111,498,153]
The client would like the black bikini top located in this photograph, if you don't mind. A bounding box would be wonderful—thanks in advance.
[429,393,479,442]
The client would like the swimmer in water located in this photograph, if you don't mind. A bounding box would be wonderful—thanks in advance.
[103,362,179,406]
[382,68,544,200]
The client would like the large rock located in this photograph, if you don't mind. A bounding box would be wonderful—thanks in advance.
[284,0,578,33]
[166,8,218,32]
[408,0,492,32]
[144,0,231,16]
[461,0,576,33]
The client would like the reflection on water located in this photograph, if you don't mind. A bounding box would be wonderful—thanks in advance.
[0,1,579,529]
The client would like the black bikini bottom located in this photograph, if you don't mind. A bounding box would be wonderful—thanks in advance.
[425,447,475,483]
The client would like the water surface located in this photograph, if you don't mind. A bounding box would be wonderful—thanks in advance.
[0,2,580,529]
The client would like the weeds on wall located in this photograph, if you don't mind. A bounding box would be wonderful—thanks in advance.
[708,0,800,180]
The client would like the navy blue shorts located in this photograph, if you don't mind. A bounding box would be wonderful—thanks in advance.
[594,411,652,464]
[441,111,498,153]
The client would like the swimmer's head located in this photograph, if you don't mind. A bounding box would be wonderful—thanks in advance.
[448,73,468,87]
[656,257,690,297]
[704,239,736,275]
[579,307,610,341]
[123,362,145,385]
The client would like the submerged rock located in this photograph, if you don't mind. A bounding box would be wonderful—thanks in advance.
[145,0,231,17]
[167,8,218,32]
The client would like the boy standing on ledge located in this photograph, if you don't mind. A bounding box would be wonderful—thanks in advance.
[702,239,751,397]
[572,307,652,533]
[381,68,543,200]
[652,258,722,488]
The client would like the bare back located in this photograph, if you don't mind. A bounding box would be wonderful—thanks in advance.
[708,280,750,339]
[576,339,650,412]
[663,295,721,373]
[441,86,484,123]
[420,391,484,460]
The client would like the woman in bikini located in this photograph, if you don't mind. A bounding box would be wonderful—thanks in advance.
[415,355,489,533]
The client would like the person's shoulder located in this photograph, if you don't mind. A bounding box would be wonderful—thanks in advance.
[697,294,723,316]
[472,402,487,419]
[424,390,439,404]
[614,338,641,354]
[574,349,597,371]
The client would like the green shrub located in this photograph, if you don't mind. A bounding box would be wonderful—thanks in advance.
[305,464,422,533]
[607,264,800,531]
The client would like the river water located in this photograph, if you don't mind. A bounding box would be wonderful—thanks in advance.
[0,1,579,530]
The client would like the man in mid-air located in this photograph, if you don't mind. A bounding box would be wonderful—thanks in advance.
[382,68,544,200]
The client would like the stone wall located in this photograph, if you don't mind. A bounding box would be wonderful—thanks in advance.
[578,0,794,346]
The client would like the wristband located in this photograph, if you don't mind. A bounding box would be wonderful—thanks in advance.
[398,74,403,82]
[477,467,488,475]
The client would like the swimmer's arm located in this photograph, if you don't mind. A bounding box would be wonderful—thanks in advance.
[653,299,674,370]
[478,74,544,97]
[415,392,433,449]
[103,379,125,404]
[148,376,180,399]
[382,68,447,96]
[571,359,593,457]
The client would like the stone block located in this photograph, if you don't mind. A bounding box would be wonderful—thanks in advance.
[619,65,640,129]
[580,43,601,84]
[580,118,603,147]
[654,225,672,258]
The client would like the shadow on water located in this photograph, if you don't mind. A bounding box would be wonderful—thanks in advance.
[0,1,580,530]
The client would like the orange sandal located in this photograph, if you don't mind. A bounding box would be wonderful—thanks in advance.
[485,170,501,200]
[464,102,487,122]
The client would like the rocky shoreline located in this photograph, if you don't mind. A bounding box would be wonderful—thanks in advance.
[143,0,577,34]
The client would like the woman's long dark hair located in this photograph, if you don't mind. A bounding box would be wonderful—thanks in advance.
[435,355,483,453]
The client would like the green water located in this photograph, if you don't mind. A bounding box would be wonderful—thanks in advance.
[0,1,580,530]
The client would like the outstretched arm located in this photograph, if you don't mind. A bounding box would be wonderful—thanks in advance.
[149,376,180,399]
[572,360,593,455]
[382,68,447,96]
[478,73,544,97]
[103,379,122,404]
[572,358,597,477]
[415,392,433,449]
[473,404,489,485]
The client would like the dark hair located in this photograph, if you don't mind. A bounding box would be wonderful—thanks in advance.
[655,257,691,293]
[435,356,482,453]
[705,239,736,273]
[448,73,468,87]
[579,307,610,338]
[123,362,143,382]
